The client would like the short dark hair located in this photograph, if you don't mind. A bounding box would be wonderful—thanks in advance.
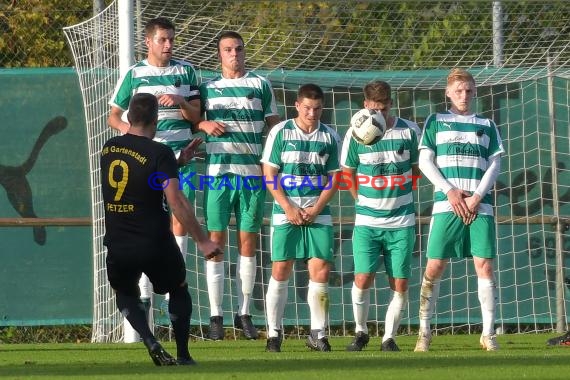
[297,83,324,101]
[216,31,244,52]
[145,17,175,37]
[363,80,391,103]
[127,93,158,127]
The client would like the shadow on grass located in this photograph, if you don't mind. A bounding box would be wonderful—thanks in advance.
[1,349,569,378]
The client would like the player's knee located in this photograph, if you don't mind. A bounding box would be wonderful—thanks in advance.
[171,281,188,295]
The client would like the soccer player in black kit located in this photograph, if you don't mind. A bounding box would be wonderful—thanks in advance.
[101,93,221,366]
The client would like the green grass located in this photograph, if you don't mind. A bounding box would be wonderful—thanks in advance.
[0,334,568,379]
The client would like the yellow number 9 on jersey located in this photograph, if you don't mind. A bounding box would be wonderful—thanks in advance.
[108,160,129,201]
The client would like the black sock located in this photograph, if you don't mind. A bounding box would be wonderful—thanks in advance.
[169,284,192,359]
[115,292,155,348]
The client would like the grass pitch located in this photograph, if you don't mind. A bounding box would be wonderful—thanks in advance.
[0,333,568,379]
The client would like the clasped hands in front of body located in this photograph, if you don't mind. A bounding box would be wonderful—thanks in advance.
[284,204,318,226]
[447,188,481,225]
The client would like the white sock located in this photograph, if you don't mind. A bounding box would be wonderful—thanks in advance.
[206,260,224,317]
[383,290,408,342]
[174,235,188,263]
[166,236,188,302]
[478,277,497,336]
[236,256,256,316]
[307,280,329,338]
[265,276,288,338]
[419,274,440,332]
[138,274,153,299]
[351,282,370,334]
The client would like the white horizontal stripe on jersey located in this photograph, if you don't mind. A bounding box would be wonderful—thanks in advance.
[357,192,414,210]
[436,154,488,171]
[133,85,194,99]
[206,163,262,177]
[435,130,491,147]
[358,150,412,165]
[272,213,332,226]
[432,201,494,216]
[223,120,266,134]
[281,151,328,164]
[280,128,332,142]
[207,141,262,156]
[354,213,415,228]
[154,129,191,144]
[436,177,490,194]
[436,113,492,126]
[279,175,330,188]
[275,195,319,209]
[356,169,415,188]
[206,96,264,112]
[158,109,185,121]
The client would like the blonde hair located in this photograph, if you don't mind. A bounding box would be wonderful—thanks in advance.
[447,68,475,87]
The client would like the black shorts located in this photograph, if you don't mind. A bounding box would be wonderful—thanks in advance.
[105,237,186,297]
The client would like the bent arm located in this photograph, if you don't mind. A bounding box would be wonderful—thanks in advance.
[474,154,501,198]
[265,115,281,129]
[108,106,129,134]
[418,149,454,194]
[164,180,208,244]
[164,179,220,258]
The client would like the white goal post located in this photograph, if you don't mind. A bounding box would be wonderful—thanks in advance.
[64,0,570,342]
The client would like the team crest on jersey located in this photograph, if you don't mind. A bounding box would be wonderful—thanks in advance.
[294,163,321,176]
[174,77,181,88]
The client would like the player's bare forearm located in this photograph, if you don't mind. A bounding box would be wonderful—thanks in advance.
[179,98,201,123]
[267,180,303,224]
[263,164,305,225]
[342,168,358,200]
[265,115,281,130]
[304,171,340,220]
[108,107,129,134]
[164,179,222,258]
[169,194,207,243]
[196,120,226,136]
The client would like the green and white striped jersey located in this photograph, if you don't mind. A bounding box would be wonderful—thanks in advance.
[200,72,279,177]
[418,111,504,216]
[341,117,420,228]
[261,119,341,226]
[109,59,199,153]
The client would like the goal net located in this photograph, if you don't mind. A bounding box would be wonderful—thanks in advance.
[64,0,570,342]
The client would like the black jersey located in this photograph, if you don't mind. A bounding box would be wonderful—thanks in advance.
[100,134,179,250]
